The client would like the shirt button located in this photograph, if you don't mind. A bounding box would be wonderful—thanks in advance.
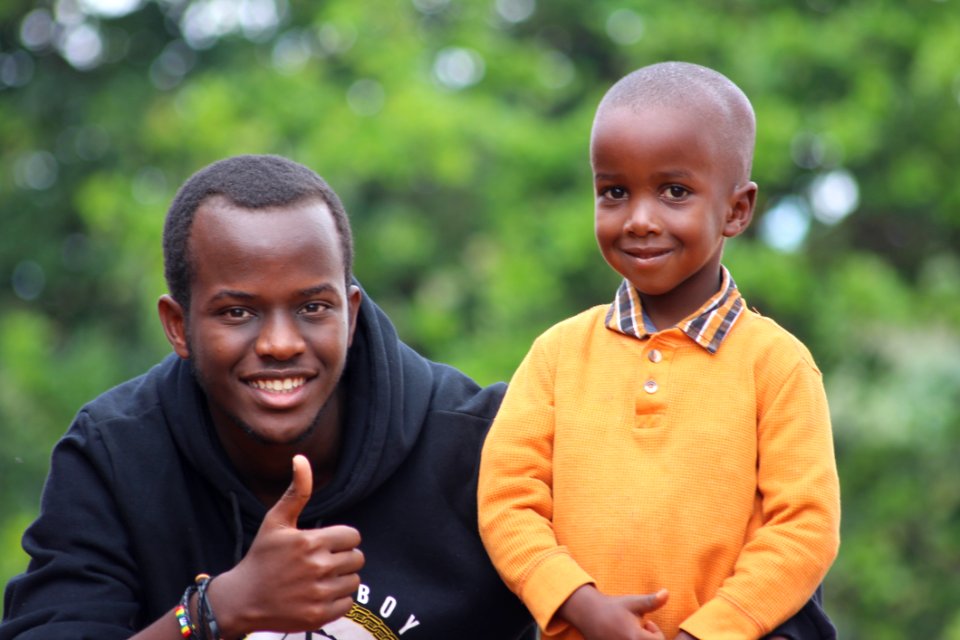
[643,379,658,394]
[648,349,662,363]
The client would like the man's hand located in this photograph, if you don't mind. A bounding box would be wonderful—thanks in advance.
[557,584,668,640]
[207,455,364,637]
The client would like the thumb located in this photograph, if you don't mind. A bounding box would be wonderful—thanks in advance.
[622,589,669,615]
[265,454,313,528]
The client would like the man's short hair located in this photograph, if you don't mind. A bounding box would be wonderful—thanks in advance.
[163,154,354,309]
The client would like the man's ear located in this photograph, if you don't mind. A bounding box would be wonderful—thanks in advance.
[158,294,191,359]
[724,181,758,238]
[345,284,362,347]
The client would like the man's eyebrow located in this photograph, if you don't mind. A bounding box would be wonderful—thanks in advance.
[299,284,339,298]
[207,284,340,303]
[210,289,255,302]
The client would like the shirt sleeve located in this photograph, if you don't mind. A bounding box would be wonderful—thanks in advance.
[681,353,842,638]
[1,413,145,640]
[477,331,594,634]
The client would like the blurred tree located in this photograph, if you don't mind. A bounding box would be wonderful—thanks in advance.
[2,0,959,636]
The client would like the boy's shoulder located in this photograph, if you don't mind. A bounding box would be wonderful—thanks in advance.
[734,305,820,370]
[538,304,611,339]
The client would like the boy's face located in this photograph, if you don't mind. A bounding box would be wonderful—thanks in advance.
[591,104,755,323]
[160,196,361,448]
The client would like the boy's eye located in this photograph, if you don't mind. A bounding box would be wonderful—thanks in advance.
[663,185,690,201]
[601,186,628,200]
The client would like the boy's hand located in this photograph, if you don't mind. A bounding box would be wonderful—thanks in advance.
[205,455,365,637]
[676,631,789,639]
[557,584,668,640]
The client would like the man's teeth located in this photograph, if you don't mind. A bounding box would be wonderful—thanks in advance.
[249,378,306,392]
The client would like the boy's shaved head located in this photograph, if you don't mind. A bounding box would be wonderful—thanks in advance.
[594,61,756,186]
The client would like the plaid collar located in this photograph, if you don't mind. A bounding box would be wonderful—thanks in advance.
[604,267,744,354]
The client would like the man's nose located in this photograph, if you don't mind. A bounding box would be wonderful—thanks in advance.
[254,312,306,361]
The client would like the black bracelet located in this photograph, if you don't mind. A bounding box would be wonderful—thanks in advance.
[194,573,221,640]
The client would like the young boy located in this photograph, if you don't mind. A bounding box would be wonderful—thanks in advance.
[477,62,841,640]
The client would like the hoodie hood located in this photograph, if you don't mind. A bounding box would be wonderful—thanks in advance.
[162,284,432,543]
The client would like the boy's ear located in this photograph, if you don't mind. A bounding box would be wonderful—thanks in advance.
[723,181,757,238]
[158,294,191,359]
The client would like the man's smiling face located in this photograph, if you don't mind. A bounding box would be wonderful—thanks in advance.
[172,195,360,446]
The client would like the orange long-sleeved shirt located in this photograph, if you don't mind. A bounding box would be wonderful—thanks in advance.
[478,302,840,639]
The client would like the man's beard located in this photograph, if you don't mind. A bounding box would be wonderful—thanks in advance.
[227,403,326,447]
[187,353,337,447]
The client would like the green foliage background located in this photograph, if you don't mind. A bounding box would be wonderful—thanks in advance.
[2,0,959,637]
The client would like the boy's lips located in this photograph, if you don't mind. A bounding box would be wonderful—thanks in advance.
[623,246,672,260]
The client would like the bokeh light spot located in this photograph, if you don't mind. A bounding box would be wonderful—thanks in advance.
[606,9,645,45]
[809,169,859,225]
[15,151,59,191]
[12,261,46,301]
[495,0,535,24]
[20,9,57,51]
[433,47,485,90]
[59,22,104,70]
[759,196,811,253]
[347,79,386,117]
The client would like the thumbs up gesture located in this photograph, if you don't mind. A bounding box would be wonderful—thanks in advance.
[204,455,365,637]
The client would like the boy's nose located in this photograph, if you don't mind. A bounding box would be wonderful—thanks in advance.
[255,312,307,361]
[624,199,662,236]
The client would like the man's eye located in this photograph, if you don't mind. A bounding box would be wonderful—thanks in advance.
[300,302,329,314]
[225,308,252,319]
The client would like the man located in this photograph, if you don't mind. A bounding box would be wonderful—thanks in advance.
[1,155,552,639]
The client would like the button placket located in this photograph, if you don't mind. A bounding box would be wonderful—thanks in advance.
[643,345,663,394]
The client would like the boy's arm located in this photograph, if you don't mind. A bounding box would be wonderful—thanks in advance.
[477,334,594,635]
[559,585,668,640]
[680,356,841,639]
[765,585,837,640]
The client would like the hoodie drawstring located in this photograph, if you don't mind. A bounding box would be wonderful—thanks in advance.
[228,491,243,564]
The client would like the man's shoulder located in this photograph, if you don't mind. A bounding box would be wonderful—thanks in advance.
[424,358,507,422]
[73,354,180,435]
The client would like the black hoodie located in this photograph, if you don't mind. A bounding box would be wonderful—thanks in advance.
[1,290,535,639]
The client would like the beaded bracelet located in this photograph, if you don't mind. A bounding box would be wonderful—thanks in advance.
[175,583,198,638]
[173,605,192,638]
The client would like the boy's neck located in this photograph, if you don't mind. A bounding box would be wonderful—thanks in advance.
[636,270,725,331]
